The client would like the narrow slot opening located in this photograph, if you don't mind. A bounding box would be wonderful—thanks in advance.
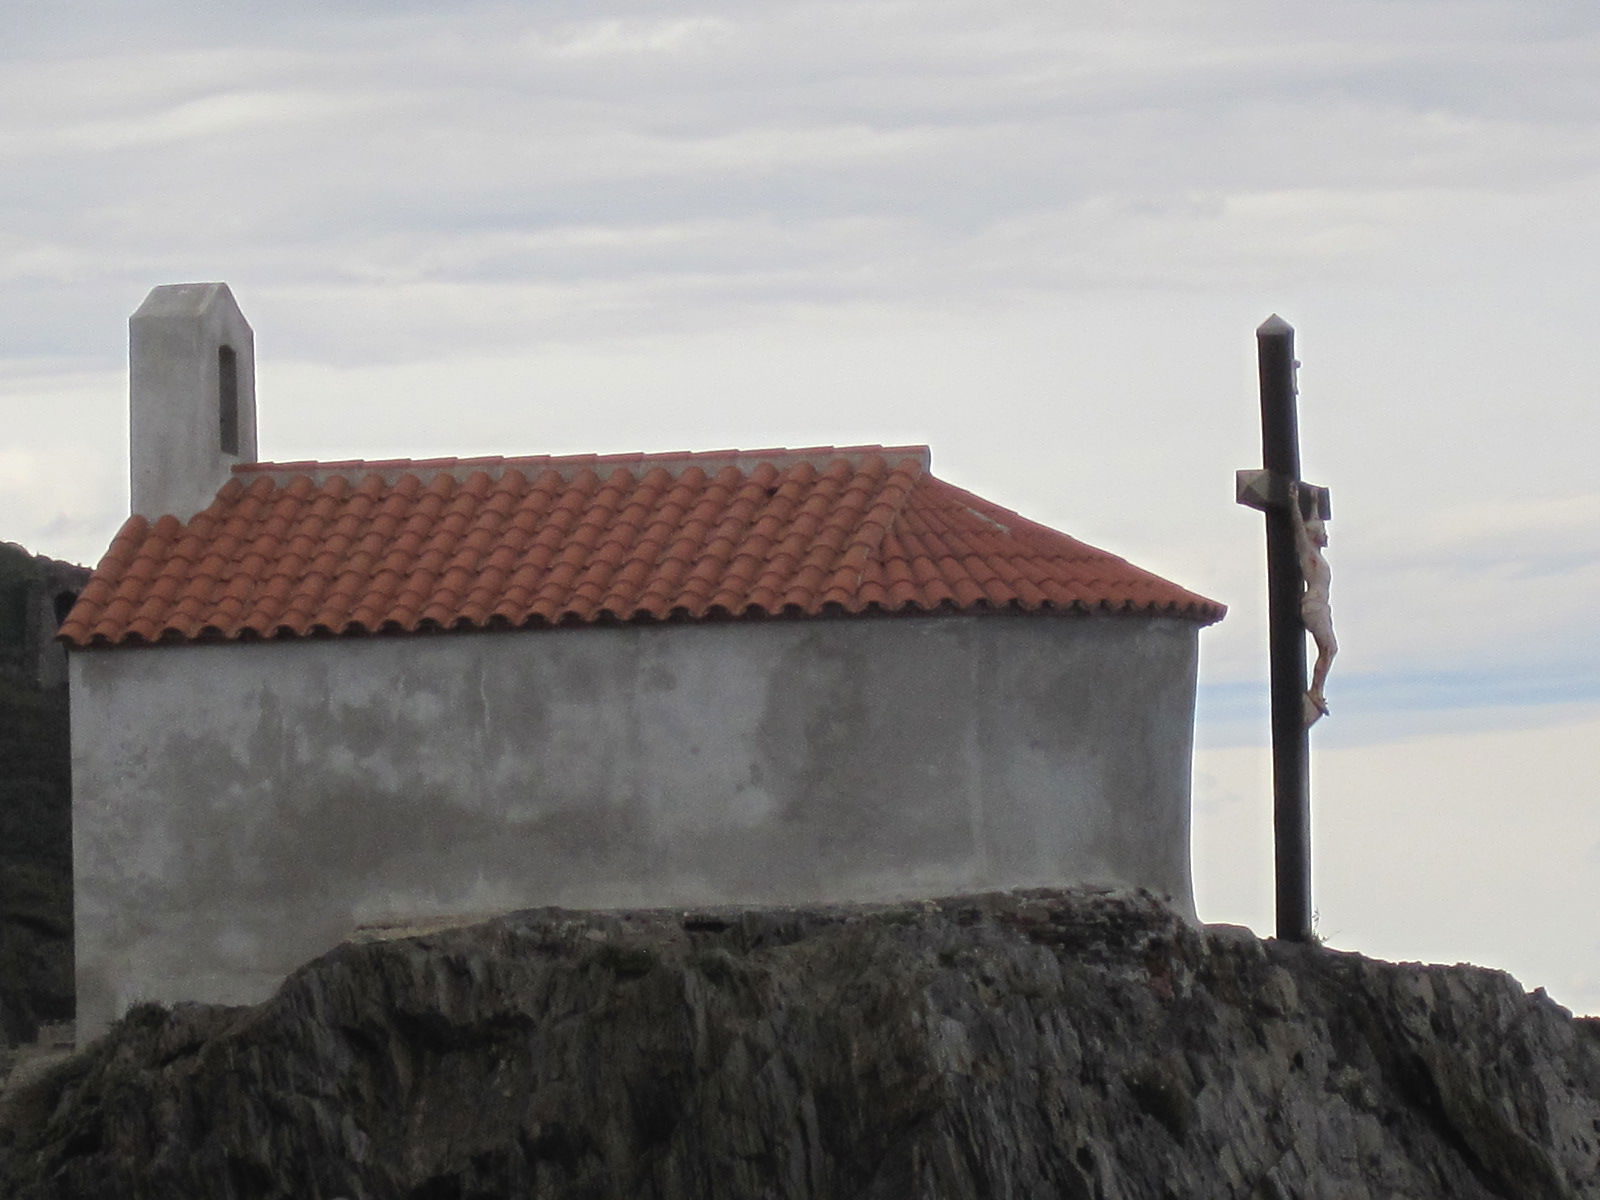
[53,591,79,627]
[219,345,239,455]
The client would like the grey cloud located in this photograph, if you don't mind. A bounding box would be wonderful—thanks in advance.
[7,4,1597,261]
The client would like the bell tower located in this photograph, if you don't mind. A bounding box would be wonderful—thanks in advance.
[129,282,257,520]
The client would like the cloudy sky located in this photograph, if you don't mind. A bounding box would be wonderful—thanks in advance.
[4,2,1597,1012]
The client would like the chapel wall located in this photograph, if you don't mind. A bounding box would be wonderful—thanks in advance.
[68,612,1199,1041]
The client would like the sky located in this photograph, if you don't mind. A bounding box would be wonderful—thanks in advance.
[3,1,1597,1013]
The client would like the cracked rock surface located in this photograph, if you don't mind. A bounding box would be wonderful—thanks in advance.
[3,889,1598,1199]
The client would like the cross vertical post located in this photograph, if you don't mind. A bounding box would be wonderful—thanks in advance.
[1255,314,1312,942]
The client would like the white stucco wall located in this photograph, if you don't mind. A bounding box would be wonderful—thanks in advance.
[69,612,1200,1040]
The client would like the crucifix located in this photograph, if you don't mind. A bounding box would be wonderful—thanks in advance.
[1236,315,1336,944]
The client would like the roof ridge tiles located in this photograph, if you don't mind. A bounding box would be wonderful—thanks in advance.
[233,444,933,489]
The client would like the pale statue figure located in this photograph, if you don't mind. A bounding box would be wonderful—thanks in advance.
[1292,485,1336,725]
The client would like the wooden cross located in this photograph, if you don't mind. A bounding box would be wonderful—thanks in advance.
[1235,314,1332,944]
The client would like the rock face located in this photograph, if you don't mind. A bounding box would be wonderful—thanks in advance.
[2,890,1598,1199]
[0,542,81,1053]
[0,677,72,1053]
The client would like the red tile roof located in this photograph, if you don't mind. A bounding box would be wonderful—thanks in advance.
[60,445,1224,648]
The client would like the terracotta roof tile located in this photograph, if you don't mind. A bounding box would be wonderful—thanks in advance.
[59,445,1224,648]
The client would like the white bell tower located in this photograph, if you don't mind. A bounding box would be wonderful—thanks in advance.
[129,282,257,521]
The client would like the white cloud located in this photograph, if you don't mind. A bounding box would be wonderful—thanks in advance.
[0,364,126,565]
[539,15,732,59]
[1195,708,1600,1015]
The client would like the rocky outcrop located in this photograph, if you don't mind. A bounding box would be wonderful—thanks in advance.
[0,542,80,1052]
[0,678,73,1051]
[2,889,1598,1199]
[0,543,87,692]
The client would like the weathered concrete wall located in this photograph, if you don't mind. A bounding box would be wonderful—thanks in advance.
[69,612,1199,1040]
